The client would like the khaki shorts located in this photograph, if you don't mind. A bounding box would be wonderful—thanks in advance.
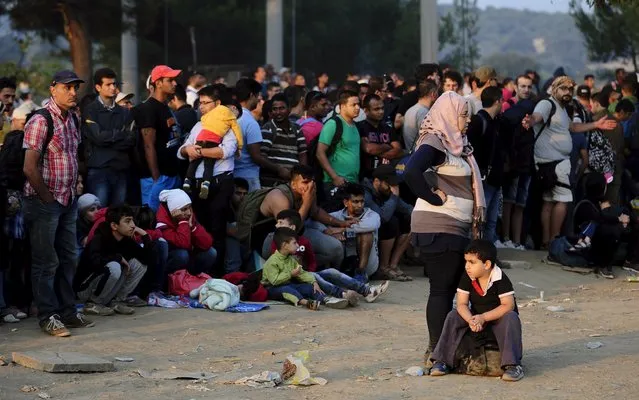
[542,159,573,203]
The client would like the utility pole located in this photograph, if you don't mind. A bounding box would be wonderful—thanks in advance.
[121,0,139,98]
[420,0,438,63]
[266,0,283,69]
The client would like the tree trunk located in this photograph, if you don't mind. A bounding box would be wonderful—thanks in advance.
[59,2,92,97]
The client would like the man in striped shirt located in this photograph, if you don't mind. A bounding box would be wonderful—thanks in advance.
[260,93,308,187]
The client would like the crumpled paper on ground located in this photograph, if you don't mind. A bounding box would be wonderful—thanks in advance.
[234,371,282,388]
[282,351,327,386]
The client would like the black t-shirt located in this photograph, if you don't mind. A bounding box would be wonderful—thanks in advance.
[175,105,198,134]
[133,97,183,178]
[397,90,419,116]
[457,268,518,315]
[356,119,399,180]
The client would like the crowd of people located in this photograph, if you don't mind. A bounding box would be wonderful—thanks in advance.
[2,60,639,382]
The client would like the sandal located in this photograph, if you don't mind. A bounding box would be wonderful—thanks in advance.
[391,266,414,281]
[305,300,320,311]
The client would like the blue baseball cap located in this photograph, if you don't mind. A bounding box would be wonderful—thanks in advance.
[51,70,85,86]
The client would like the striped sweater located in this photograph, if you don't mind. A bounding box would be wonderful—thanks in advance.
[409,134,473,237]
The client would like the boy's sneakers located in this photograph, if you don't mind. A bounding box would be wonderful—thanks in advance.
[110,302,135,315]
[199,181,210,200]
[41,315,71,337]
[182,178,192,192]
[342,290,359,307]
[429,361,449,376]
[599,267,615,279]
[365,280,389,303]
[124,295,148,307]
[62,312,95,328]
[504,240,525,251]
[323,296,349,309]
[84,302,115,316]
[502,365,524,382]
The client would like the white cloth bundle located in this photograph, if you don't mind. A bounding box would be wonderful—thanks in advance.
[191,279,240,311]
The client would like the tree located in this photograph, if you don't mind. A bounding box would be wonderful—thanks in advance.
[0,0,135,95]
[570,0,639,72]
[441,0,479,72]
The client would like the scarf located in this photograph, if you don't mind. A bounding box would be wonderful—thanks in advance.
[415,91,486,226]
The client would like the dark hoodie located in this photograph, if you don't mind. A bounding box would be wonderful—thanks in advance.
[74,221,154,292]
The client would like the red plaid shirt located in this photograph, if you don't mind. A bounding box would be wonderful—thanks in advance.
[23,99,80,206]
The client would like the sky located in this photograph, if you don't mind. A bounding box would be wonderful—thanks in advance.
[439,0,573,13]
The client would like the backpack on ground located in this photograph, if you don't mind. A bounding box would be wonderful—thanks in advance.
[0,108,65,191]
[235,184,295,247]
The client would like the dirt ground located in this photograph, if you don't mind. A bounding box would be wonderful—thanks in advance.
[1,249,638,400]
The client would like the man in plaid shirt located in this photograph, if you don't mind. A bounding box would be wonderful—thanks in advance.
[22,70,95,337]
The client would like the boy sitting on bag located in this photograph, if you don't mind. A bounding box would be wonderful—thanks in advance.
[429,239,524,382]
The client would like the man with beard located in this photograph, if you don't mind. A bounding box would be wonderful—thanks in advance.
[523,76,617,249]
[363,165,413,281]
[260,93,308,187]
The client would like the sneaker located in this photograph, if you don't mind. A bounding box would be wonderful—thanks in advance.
[111,302,135,315]
[514,243,526,251]
[182,178,191,192]
[83,302,115,316]
[365,281,389,303]
[429,361,449,376]
[323,296,349,309]
[2,314,20,323]
[40,315,71,337]
[599,267,615,279]
[124,295,148,307]
[342,290,359,307]
[623,262,639,274]
[199,181,210,200]
[503,240,516,249]
[62,312,95,328]
[501,365,524,382]
[494,240,508,249]
[5,307,28,319]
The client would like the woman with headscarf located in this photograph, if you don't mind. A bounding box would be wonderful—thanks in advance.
[404,91,486,359]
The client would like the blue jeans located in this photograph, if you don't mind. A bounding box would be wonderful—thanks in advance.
[225,236,249,273]
[167,247,217,276]
[87,168,128,207]
[22,197,78,323]
[314,268,369,297]
[267,283,326,305]
[140,175,181,211]
[483,182,502,244]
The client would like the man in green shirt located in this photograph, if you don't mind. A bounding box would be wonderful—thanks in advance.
[316,90,361,193]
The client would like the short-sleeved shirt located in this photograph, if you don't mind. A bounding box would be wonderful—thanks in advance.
[457,266,518,315]
[260,120,307,185]
[533,97,572,163]
[357,119,399,180]
[133,97,183,178]
[22,100,80,206]
[234,107,263,180]
[318,115,360,183]
[465,94,483,116]
[403,103,429,151]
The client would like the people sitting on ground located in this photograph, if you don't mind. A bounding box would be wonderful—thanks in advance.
[74,205,153,316]
[261,227,349,310]
[182,103,243,199]
[266,209,317,272]
[252,165,353,269]
[156,189,217,277]
[429,239,524,382]
[328,184,381,283]
[77,193,103,252]
[362,165,413,281]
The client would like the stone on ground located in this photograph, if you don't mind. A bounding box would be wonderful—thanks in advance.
[12,351,115,373]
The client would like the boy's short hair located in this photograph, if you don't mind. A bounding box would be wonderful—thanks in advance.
[481,86,502,108]
[273,227,297,251]
[465,239,497,267]
[106,204,135,225]
[276,209,302,233]
[135,205,156,230]
[291,164,315,181]
[233,177,249,191]
[344,183,365,199]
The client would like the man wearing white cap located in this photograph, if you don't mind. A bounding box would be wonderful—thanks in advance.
[133,65,183,211]
[115,92,134,110]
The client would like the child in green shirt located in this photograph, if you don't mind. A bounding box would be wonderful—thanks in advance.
[262,228,348,310]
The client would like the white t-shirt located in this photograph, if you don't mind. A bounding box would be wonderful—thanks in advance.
[465,94,483,116]
[533,97,572,163]
[403,103,429,151]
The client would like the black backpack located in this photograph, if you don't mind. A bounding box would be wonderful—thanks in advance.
[0,109,77,191]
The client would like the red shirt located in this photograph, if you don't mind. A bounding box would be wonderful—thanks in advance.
[23,100,80,206]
